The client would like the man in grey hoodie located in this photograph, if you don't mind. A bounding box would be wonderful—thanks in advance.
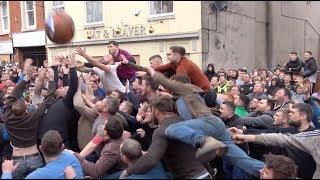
[238,98,275,129]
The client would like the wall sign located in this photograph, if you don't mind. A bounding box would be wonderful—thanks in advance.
[86,25,146,40]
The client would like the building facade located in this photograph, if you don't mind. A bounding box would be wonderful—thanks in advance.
[45,1,203,67]
[44,1,320,71]
[0,1,46,66]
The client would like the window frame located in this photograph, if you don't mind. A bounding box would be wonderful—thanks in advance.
[21,1,36,30]
[149,1,174,17]
[52,1,64,11]
[84,1,104,26]
[0,1,10,34]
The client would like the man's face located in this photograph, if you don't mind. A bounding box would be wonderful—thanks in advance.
[289,108,303,127]
[149,57,162,69]
[257,99,269,112]
[243,74,251,83]
[238,71,245,79]
[233,95,242,106]
[253,82,263,93]
[101,54,114,65]
[107,44,118,56]
[260,166,275,179]
[304,52,311,60]
[289,53,297,61]
[210,77,218,86]
[95,99,107,113]
[219,104,232,119]
[140,80,150,97]
[274,89,285,102]
[167,50,180,63]
[250,98,259,110]
[132,78,141,92]
[143,108,155,124]
[230,86,239,96]
[110,91,121,103]
[273,111,286,126]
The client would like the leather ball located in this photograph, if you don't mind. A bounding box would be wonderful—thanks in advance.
[45,11,75,44]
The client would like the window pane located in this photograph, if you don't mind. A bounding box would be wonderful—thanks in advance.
[150,1,173,15]
[53,1,63,6]
[86,1,93,23]
[162,1,173,13]
[2,1,7,16]
[28,12,34,26]
[3,17,8,30]
[94,1,102,22]
[26,1,33,11]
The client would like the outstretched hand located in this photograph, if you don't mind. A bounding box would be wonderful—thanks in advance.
[120,54,129,64]
[75,46,86,57]
[2,160,19,174]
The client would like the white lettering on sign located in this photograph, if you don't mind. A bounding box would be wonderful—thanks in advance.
[86,25,147,40]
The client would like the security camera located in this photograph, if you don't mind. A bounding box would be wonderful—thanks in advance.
[133,9,140,16]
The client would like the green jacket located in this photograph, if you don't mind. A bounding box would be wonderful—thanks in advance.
[235,106,249,118]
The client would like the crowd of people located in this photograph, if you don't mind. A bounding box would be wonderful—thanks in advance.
[0,40,318,179]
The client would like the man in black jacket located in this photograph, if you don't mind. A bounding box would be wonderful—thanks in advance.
[38,54,79,151]
[284,51,305,75]
[303,51,318,93]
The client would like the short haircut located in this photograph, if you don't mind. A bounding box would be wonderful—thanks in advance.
[150,95,174,113]
[106,40,119,46]
[264,153,297,179]
[136,76,142,84]
[291,103,313,122]
[12,99,28,116]
[124,101,134,115]
[278,88,292,99]
[304,51,312,55]
[149,54,162,61]
[104,116,124,139]
[238,94,250,107]
[41,130,64,157]
[120,139,142,161]
[112,90,124,103]
[238,68,248,73]
[222,101,236,113]
[265,98,275,111]
[277,108,290,119]
[105,96,120,115]
[169,46,186,56]
[170,74,191,84]
[289,51,297,55]
[142,75,159,91]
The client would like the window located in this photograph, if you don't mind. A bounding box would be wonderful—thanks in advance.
[52,1,64,11]
[150,1,173,15]
[0,1,9,32]
[85,1,103,24]
[24,1,35,29]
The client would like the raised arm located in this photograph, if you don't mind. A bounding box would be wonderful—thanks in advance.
[73,88,97,122]
[34,68,47,96]
[75,47,111,72]
[62,53,79,109]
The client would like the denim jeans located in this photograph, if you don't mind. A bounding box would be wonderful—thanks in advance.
[223,160,248,179]
[12,154,44,179]
[165,115,264,178]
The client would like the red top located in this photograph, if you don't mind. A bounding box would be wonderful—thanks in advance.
[155,57,211,91]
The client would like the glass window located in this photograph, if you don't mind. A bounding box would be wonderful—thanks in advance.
[85,1,103,24]
[1,1,9,31]
[52,1,64,11]
[25,1,35,27]
[150,1,173,15]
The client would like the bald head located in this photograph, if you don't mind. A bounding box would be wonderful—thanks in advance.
[120,139,142,162]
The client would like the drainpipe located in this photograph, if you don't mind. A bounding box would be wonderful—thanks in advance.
[266,1,272,70]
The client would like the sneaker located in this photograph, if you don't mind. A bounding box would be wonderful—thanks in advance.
[196,136,228,162]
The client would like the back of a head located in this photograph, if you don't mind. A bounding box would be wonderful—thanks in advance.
[105,116,124,139]
[239,94,250,107]
[12,99,28,116]
[150,95,174,113]
[169,46,186,56]
[105,96,119,115]
[264,153,297,179]
[107,40,119,46]
[41,130,64,157]
[120,139,142,162]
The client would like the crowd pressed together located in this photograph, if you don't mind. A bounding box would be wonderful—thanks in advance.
[0,41,319,179]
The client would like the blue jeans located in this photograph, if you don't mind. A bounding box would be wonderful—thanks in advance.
[165,115,264,178]
[223,161,248,179]
[12,154,44,179]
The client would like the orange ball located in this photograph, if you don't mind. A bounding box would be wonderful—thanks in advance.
[45,11,75,44]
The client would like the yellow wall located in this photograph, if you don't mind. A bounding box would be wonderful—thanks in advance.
[45,1,203,67]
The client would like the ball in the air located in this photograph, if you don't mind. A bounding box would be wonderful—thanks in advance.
[45,11,75,44]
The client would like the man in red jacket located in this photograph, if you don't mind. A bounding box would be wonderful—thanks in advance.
[155,46,211,92]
